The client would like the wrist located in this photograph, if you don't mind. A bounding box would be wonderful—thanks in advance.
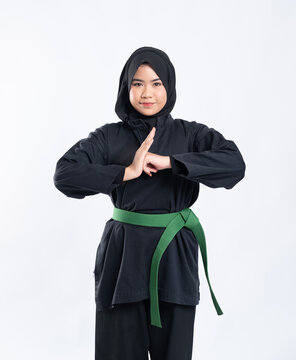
[123,167,130,181]
[123,166,136,181]
[167,155,172,169]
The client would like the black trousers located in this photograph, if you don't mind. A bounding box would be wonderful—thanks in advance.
[95,298,196,360]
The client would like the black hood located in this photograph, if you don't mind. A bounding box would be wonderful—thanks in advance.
[114,46,176,124]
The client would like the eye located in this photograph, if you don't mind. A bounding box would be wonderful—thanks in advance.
[132,82,142,87]
[153,82,162,86]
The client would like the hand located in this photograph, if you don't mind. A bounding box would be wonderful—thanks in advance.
[143,152,171,177]
[124,127,156,181]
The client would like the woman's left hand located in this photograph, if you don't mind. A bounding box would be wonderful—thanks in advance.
[143,152,171,177]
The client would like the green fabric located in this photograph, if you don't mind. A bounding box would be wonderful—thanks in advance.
[112,207,223,328]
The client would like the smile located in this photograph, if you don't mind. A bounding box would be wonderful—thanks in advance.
[140,103,155,107]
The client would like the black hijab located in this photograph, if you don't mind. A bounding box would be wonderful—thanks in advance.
[114,46,176,124]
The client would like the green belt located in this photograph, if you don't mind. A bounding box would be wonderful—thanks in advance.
[112,207,223,328]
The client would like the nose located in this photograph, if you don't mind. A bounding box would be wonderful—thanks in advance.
[141,86,152,98]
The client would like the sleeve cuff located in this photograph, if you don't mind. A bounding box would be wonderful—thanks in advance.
[112,166,126,185]
[170,155,189,176]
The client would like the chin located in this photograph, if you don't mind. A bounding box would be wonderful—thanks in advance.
[141,111,158,116]
[138,107,159,115]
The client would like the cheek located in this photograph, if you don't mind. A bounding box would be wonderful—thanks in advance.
[129,88,140,103]
[129,90,136,103]
[160,89,167,104]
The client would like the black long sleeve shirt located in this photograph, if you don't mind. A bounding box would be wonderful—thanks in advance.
[53,114,246,310]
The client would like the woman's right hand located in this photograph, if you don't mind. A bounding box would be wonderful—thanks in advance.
[123,127,156,181]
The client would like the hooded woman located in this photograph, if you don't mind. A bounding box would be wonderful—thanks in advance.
[53,46,246,360]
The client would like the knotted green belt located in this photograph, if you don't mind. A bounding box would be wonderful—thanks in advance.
[112,207,223,328]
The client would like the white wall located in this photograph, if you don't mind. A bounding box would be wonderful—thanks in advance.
[0,0,295,359]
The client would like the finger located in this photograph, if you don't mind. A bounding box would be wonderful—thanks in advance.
[146,163,157,172]
[142,137,154,151]
[143,168,152,176]
[146,127,156,140]
[141,136,153,147]
[143,164,157,175]
[140,128,155,149]
[143,163,151,176]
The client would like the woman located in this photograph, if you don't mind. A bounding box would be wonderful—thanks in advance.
[53,46,246,360]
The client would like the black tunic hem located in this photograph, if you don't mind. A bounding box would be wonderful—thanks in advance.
[95,288,200,311]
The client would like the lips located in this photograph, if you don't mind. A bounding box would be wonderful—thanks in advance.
[140,102,154,105]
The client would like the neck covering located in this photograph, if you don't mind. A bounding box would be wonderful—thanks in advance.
[114,46,176,124]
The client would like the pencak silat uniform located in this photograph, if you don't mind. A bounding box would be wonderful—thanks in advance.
[53,46,246,359]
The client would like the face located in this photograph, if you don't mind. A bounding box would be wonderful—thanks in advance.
[129,64,167,116]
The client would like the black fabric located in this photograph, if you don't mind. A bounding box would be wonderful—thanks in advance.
[115,46,176,122]
[95,299,196,360]
[53,46,246,314]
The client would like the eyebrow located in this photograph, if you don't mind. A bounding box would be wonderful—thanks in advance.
[131,78,161,82]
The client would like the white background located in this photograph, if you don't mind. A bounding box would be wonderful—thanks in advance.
[1,1,295,359]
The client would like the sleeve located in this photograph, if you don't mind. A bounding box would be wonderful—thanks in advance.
[169,122,246,189]
[53,125,126,199]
